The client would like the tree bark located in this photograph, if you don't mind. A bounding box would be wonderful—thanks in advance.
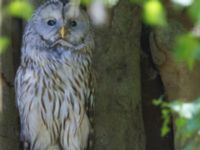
[0,1,20,149]
[28,0,148,149]
[93,1,146,149]
[1,0,147,149]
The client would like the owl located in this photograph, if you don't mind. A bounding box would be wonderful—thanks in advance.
[15,0,94,150]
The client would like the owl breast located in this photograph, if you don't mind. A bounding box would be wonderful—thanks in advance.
[19,52,91,150]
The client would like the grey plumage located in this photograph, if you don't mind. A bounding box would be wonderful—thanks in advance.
[15,0,94,149]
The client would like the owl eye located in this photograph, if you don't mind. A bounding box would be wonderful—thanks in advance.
[69,20,77,27]
[47,19,56,26]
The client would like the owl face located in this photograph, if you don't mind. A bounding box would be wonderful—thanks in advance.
[30,0,91,50]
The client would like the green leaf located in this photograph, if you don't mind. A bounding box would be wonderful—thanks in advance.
[0,37,10,54]
[188,0,200,23]
[152,99,163,106]
[174,33,199,69]
[162,109,170,117]
[161,123,170,136]
[143,0,167,26]
[81,0,92,5]
[103,0,119,7]
[175,117,187,128]
[161,108,171,137]
[7,1,34,20]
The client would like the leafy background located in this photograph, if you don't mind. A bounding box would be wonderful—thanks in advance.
[1,0,200,149]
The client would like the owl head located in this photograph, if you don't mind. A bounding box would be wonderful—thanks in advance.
[22,0,93,60]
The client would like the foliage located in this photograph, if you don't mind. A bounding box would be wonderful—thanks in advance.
[153,98,171,136]
[1,0,200,149]
[174,1,200,69]
[188,0,200,23]
[81,0,118,7]
[143,1,200,147]
[7,0,34,20]
[0,0,33,52]
[0,0,199,68]
[141,0,200,69]
[154,98,200,150]
[148,1,200,148]
[174,33,200,69]
[143,0,167,26]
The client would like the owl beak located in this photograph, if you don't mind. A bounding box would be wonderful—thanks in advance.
[59,26,67,39]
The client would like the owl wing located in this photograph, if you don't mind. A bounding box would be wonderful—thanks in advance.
[15,66,30,149]
[15,66,25,112]
[85,71,95,150]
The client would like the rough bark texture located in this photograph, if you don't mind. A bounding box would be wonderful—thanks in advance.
[0,1,21,149]
[1,0,146,149]
[93,1,146,149]
[4,0,199,149]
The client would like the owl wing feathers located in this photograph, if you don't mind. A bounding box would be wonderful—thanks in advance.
[15,65,29,119]
[85,71,95,150]
[15,66,31,150]
[15,1,94,149]
[15,66,23,108]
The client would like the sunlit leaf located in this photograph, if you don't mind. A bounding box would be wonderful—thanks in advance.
[188,0,200,23]
[152,96,166,106]
[81,0,92,5]
[143,0,167,26]
[160,108,171,137]
[161,113,170,137]
[0,37,10,54]
[7,1,34,20]
[152,98,172,137]
[152,99,163,106]
[175,117,187,128]
[81,0,119,6]
[155,98,200,146]
[174,33,199,69]
[162,109,170,117]
[161,125,170,137]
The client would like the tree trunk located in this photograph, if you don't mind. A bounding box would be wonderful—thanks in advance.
[1,0,147,149]
[0,1,21,149]
[93,1,146,149]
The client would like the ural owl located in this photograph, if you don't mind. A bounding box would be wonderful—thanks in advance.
[15,0,94,149]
